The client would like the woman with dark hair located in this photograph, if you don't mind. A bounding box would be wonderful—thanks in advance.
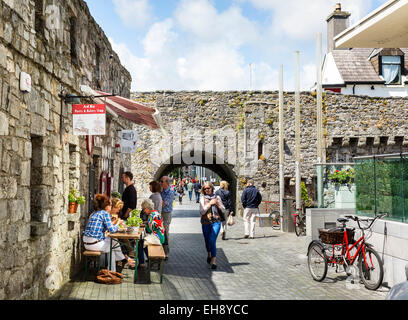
[83,194,127,272]
[149,181,163,213]
[215,181,233,240]
[200,182,228,270]
[177,181,185,205]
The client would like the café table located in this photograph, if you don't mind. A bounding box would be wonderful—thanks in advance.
[108,226,145,283]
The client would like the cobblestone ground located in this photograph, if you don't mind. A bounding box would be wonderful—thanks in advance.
[52,199,389,300]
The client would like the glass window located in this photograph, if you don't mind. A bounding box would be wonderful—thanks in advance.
[382,56,402,85]
[355,156,408,223]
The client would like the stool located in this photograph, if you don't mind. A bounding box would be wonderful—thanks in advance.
[83,250,102,280]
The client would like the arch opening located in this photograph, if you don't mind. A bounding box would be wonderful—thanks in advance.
[153,152,238,213]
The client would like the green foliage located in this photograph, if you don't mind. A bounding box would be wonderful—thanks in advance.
[355,158,408,222]
[301,182,312,208]
[68,188,86,205]
[126,209,143,227]
[328,168,355,186]
[111,191,122,199]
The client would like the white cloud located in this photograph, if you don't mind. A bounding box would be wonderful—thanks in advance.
[243,0,374,40]
[175,43,248,90]
[174,0,261,48]
[142,19,178,56]
[112,0,153,28]
[109,0,272,91]
[110,0,368,91]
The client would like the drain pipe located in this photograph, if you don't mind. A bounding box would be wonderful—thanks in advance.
[279,65,285,231]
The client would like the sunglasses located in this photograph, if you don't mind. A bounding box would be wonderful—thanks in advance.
[203,188,211,191]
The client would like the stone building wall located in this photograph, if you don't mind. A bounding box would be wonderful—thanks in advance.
[130,91,408,214]
[0,0,134,299]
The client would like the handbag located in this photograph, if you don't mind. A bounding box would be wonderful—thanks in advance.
[227,214,235,226]
[144,233,161,247]
[96,269,123,285]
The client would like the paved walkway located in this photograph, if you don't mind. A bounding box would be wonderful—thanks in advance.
[52,199,389,300]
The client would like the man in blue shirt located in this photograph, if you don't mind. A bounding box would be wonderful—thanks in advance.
[160,176,175,259]
[241,179,262,239]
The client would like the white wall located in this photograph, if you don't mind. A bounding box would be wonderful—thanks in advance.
[341,82,408,97]
[322,52,345,86]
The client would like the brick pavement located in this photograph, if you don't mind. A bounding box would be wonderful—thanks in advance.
[52,199,389,300]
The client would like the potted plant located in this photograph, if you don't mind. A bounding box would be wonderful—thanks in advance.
[68,188,86,214]
[111,191,122,200]
[328,168,356,209]
[301,182,313,211]
[126,209,143,234]
[328,168,355,188]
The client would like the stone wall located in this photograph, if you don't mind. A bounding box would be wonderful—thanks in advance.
[129,91,408,214]
[0,0,133,299]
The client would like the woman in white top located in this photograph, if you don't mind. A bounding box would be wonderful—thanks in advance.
[200,182,227,270]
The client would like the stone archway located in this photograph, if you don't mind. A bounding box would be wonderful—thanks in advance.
[153,151,238,213]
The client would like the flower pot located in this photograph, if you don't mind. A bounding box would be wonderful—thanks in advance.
[127,226,140,234]
[335,185,356,209]
[68,202,78,214]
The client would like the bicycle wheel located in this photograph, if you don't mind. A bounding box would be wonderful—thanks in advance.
[269,210,281,230]
[307,242,328,282]
[295,220,302,237]
[359,246,384,290]
[295,217,306,236]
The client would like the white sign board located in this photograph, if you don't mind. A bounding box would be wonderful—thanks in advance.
[20,72,32,93]
[120,130,138,153]
[72,104,106,136]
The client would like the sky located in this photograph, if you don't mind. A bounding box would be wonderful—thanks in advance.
[85,0,388,92]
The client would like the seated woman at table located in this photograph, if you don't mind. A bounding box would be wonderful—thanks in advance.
[83,194,127,272]
[138,199,165,267]
[143,199,165,246]
[111,197,135,269]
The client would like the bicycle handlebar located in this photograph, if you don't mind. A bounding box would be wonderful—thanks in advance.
[344,213,387,230]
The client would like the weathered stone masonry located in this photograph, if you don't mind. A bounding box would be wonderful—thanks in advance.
[0,0,134,299]
[130,91,408,214]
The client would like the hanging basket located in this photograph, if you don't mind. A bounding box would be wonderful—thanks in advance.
[68,202,79,214]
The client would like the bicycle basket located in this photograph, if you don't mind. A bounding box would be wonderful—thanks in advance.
[318,228,355,245]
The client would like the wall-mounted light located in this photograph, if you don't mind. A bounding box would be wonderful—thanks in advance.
[59,91,81,104]
[65,93,81,104]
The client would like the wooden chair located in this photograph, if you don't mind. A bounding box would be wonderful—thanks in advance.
[147,244,166,284]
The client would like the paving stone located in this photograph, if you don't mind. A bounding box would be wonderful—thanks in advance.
[52,199,389,300]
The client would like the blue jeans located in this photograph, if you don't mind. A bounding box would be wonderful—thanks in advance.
[202,221,221,258]
[195,191,200,202]
[188,191,193,201]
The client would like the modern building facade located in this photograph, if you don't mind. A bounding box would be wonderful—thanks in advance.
[322,3,408,97]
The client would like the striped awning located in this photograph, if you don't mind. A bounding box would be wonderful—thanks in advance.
[94,90,158,129]
[80,86,158,129]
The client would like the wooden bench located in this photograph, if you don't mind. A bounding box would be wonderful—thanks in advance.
[147,244,166,284]
[83,250,102,280]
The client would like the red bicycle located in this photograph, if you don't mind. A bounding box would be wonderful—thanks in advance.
[307,213,386,290]
[293,211,306,236]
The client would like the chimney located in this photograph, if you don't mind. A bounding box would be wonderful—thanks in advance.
[326,3,351,53]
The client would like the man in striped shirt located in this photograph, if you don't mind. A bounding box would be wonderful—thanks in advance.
[160,176,175,260]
